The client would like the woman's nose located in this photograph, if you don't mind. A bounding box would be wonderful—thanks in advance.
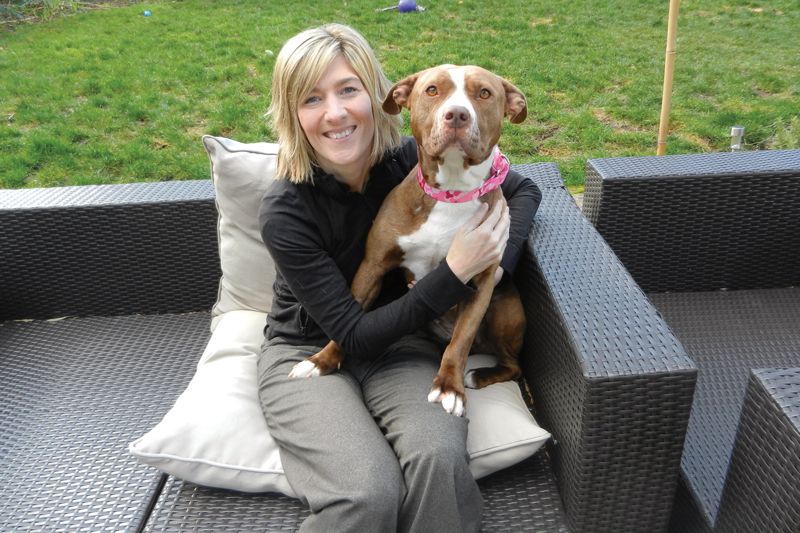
[324,97,347,122]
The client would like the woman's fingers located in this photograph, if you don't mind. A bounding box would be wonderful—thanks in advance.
[446,201,510,283]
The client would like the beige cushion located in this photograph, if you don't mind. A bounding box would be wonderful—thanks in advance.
[204,135,277,330]
[130,311,549,493]
[129,310,295,495]
[129,136,550,495]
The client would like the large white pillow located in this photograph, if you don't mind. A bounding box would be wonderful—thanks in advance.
[129,310,296,496]
[464,355,551,478]
[203,135,277,330]
[129,135,550,495]
[130,310,550,493]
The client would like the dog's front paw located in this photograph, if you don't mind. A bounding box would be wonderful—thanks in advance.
[427,388,465,417]
[427,376,466,417]
[288,359,322,379]
[288,345,345,379]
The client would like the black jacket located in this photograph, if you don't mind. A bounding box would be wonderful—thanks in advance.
[259,137,541,359]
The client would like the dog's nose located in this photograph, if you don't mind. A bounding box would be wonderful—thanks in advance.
[444,106,471,129]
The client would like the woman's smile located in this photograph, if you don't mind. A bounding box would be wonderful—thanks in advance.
[325,126,356,140]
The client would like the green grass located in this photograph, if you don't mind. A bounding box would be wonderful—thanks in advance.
[1,0,798,188]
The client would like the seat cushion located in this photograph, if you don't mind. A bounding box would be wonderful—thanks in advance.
[130,310,550,494]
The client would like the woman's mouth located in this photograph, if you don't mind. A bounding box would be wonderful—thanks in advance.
[325,127,355,140]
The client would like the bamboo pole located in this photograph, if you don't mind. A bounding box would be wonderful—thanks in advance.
[656,0,681,155]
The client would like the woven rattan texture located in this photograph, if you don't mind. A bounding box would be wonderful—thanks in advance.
[144,453,568,532]
[0,180,215,209]
[587,149,800,181]
[584,150,800,293]
[516,186,695,532]
[0,197,220,320]
[668,479,713,533]
[715,369,800,533]
[0,312,210,532]
[527,187,695,378]
[513,162,564,190]
[649,288,800,526]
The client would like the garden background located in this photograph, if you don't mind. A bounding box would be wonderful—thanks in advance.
[1,0,798,190]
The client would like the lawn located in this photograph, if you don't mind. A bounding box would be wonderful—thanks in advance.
[1,0,798,189]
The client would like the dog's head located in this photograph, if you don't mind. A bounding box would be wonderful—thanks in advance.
[383,65,526,167]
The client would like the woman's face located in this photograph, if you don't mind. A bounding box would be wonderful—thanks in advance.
[298,55,375,183]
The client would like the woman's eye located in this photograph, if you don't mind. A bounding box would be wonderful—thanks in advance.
[479,88,491,100]
[426,85,438,97]
[303,95,321,105]
[341,86,359,96]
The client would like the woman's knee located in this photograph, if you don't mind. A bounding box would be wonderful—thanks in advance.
[399,421,470,476]
[317,452,405,529]
[349,462,405,512]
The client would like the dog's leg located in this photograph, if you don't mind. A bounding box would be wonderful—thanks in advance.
[288,342,345,379]
[289,243,404,379]
[465,281,524,389]
[428,267,497,416]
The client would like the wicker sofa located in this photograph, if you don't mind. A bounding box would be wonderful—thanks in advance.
[0,163,697,532]
[584,149,800,533]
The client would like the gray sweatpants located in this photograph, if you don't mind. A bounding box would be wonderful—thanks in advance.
[258,332,482,533]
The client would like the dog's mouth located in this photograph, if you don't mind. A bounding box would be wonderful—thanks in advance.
[422,130,492,167]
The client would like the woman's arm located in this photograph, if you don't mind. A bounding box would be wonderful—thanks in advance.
[499,169,542,276]
[262,198,474,359]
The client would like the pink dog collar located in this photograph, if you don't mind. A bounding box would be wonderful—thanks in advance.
[416,149,510,203]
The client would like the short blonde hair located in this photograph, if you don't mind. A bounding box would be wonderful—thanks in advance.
[268,24,402,184]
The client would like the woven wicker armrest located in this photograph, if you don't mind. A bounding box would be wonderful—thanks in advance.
[715,368,800,533]
[513,165,697,533]
[0,181,221,320]
[583,149,800,293]
[583,151,800,531]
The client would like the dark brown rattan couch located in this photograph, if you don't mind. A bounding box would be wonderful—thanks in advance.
[584,149,800,533]
[0,163,697,532]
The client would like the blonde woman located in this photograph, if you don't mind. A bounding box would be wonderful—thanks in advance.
[258,24,541,532]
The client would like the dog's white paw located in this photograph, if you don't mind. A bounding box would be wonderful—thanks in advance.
[427,387,442,403]
[427,388,465,417]
[288,359,321,379]
[442,392,465,417]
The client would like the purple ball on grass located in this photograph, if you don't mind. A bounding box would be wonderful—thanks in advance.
[398,0,417,13]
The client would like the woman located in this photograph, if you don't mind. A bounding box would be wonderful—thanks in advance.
[258,24,541,532]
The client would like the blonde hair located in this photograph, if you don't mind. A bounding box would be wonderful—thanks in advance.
[268,24,402,184]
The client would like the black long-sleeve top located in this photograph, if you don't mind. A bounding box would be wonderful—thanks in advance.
[259,137,541,359]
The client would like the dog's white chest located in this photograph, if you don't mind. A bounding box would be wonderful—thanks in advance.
[398,200,481,280]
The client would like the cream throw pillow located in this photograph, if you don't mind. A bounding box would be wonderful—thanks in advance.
[130,310,296,496]
[129,136,550,495]
[130,311,549,493]
[204,135,277,330]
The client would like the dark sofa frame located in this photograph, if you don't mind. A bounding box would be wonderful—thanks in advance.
[0,163,697,532]
[584,149,800,533]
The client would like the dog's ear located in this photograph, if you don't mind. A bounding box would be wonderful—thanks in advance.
[382,74,419,115]
[501,79,527,124]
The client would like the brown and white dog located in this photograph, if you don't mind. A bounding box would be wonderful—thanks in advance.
[290,65,528,417]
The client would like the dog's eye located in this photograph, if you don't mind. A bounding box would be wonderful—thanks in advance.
[479,88,492,100]
[426,85,438,97]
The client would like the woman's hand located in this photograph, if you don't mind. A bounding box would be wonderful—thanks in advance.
[446,202,510,284]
